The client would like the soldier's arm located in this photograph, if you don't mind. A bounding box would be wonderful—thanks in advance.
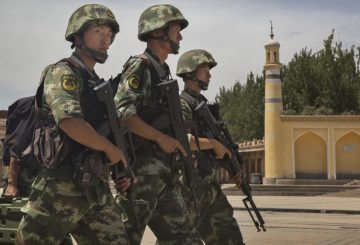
[123,114,186,155]
[115,58,185,155]
[3,157,21,198]
[45,64,127,166]
[180,97,230,157]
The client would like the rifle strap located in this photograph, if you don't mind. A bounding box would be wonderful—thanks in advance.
[180,91,199,109]
[34,55,88,115]
[180,91,202,157]
[143,51,168,80]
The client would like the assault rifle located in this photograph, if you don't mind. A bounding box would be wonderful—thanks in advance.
[94,79,139,228]
[157,79,199,212]
[194,101,266,232]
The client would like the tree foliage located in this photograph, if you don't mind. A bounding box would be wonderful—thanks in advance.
[216,72,264,142]
[283,30,360,115]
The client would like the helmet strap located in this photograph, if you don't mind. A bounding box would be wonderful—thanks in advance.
[83,46,108,64]
[148,26,179,54]
[76,36,108,64]
[168,40,180,54]
[187,74,208,91]
[196,79,208,91]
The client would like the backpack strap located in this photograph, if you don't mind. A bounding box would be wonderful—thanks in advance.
[34,57,88,114]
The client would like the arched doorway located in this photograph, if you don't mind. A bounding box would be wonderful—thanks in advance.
[336,132,360,179]
[295,132,327,179]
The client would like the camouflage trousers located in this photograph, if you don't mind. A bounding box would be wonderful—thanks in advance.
[1,165,73,245]
[180,182,245,245]
[117,155,202,245]
[16,167,130,245]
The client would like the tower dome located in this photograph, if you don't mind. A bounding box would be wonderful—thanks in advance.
[264,21,281,67]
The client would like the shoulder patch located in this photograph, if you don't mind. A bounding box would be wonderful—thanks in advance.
[128,74,140,89]
[61,74,78,92]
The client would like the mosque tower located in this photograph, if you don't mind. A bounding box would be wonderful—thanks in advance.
[263,22,284,184]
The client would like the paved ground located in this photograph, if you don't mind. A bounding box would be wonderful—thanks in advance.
[141,193,360,245]
[2,184,360,244]
[141,211,360,245]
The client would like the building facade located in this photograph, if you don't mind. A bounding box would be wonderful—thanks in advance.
[263,32,360,184]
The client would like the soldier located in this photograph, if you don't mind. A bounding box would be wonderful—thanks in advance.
[114,4,203,244]
[176,49,246,245]
[16,4,131,245]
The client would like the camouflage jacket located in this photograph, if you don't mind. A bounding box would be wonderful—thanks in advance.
[114,48,171,122]
[42,53,99,125]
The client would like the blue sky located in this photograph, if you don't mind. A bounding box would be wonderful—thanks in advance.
[0,0,359,109]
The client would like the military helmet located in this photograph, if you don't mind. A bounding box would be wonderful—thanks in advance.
[176,49,217,77]
[65,4,120,42]
[138,4,188,41]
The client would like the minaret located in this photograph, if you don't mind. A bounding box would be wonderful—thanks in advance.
[263,22,284,184]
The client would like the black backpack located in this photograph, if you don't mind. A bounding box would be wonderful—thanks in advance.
[2,59,122,169]
[2,60,70,169]
[2,96,37,167]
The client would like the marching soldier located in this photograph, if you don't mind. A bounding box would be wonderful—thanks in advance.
[177,49,246,245]
[114,4,203,244]
[16,4,131,244]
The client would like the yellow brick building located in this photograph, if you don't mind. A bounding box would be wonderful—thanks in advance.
[263,32,360,184]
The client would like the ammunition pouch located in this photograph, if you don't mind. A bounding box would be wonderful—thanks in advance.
[134,138,183,171]
[32,123,69,170]
[73,149,110,187]
[133,112,182,169]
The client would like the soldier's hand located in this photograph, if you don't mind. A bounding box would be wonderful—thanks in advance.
[233,170,245,187]
[156,134,187,156]
[115,177,131,193]
[115,177,138,196]
[3,183,19,199]
[211,139,231,159]
[105,145,128,167]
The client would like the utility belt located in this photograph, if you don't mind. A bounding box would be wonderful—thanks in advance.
[196,151,217,175]
[72,148,110,187]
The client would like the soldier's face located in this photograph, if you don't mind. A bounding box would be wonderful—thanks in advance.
[167,22,182,44]
[195,64,211,85]
[83,24,113,52]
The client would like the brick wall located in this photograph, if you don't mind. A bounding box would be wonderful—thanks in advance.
[0,110,7,119]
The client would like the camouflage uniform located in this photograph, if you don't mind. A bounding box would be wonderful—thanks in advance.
[115,49,202,245]
[114,5,202,244]
[16,4,130,245]
[177,50,245,245]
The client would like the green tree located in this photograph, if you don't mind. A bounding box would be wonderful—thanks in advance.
[283,30,360,115]
[216,72,264,142]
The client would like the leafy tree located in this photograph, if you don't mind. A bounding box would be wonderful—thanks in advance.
[283,30,360,115]
[216,72,264,142]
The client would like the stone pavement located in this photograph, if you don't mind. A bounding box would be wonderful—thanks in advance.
[141,190,360,245]
[227,194,360,214]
